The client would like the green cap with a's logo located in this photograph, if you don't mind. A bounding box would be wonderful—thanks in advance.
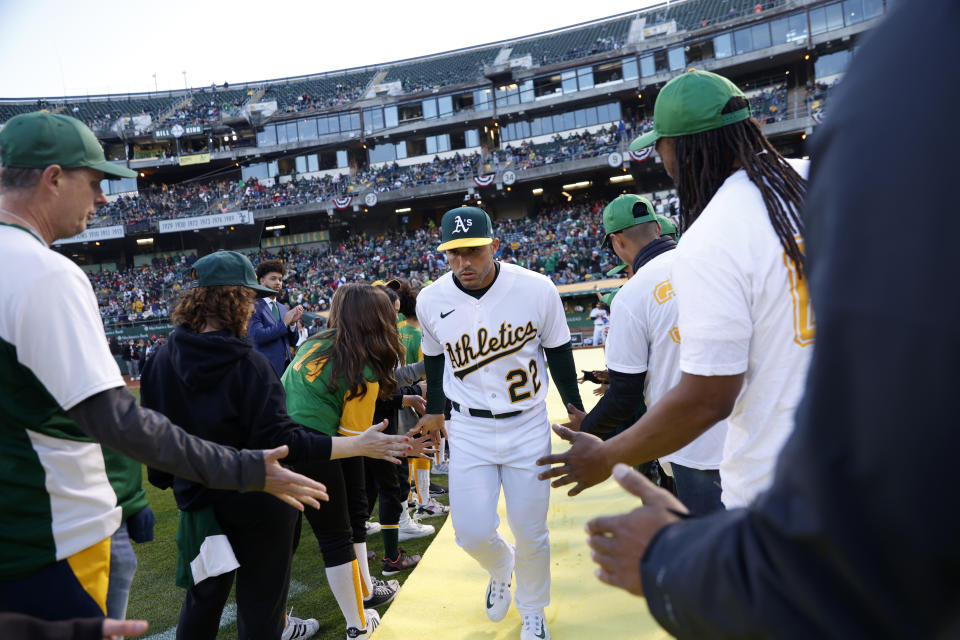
[192,251,276,296]
[437,206,494,252]
[0,111,138,178]
[600,194,657,247]
[630,69,750,151]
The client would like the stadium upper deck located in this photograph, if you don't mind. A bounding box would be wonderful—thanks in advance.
[0,0,874,133]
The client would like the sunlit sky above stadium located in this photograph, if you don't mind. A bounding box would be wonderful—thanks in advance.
[0,0,664,99]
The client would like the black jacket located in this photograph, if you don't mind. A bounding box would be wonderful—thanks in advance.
[141,326,332,510]
[640,3,960,638]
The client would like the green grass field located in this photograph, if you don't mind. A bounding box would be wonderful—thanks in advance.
[127,389,449,640]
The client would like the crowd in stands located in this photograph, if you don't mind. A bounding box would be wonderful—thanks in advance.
[747,83,789,124]
[355,153,483,193]
[501,126,622,172]
[83,199,665,326]
[90,181,232,227]
[805,80,833,121]
[88,133,634,228]
[274,83,368,114]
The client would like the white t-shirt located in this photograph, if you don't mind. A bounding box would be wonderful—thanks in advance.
[1,225,126,409]
[672,159,814,507]
[605,249,726,470]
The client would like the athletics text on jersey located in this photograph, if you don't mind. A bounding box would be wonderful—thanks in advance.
[417,262,569,416]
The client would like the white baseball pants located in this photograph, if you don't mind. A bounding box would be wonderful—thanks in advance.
[447,408,552,615]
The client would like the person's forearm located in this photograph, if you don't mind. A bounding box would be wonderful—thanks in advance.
[69,387,266,491]
[249,318,289,345]
[544,341,584,412]
[601,375,734,468]
[424,354,447,414]
[580,369,645,435]
[330,435,361,460]
[396,360,426,386]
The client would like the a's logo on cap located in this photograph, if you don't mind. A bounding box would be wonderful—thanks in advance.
[452,216,473,234]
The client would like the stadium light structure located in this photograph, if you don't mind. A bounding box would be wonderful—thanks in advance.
[265,224,285,231]
[532,188,544,195]
[395,207,412,214]
[562,181,592,190]
[136,238,154,245]
[609,174,634,184]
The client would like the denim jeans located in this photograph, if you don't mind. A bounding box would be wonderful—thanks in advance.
[671,465,724,516]
[106,523,139,621]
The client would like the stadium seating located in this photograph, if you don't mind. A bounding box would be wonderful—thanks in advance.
[641,0,789,32]
[509,17,632,67]
[261,70,377,114]
[383,48,498,94]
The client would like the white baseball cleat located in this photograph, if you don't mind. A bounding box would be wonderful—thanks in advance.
[520,614,550,640]
[484,573,512,622]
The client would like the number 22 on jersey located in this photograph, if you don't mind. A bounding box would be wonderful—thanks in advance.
[784,237,815,346]
[505,359,542,403]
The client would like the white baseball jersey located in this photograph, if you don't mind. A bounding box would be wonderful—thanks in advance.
[672,158,814,507]
[589,307,609,326]
[418,262,570,415]
[604,249,726,470]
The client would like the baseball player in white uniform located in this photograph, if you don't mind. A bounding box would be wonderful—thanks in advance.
[414,207,583,640]
[591,194,727,513]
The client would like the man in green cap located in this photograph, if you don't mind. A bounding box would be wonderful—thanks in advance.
[539,68,812,508]
[558,194,726,513]
[0,113,328,622]
[413,206,583,640]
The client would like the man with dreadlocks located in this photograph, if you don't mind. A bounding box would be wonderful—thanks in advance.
[538,69,813,508]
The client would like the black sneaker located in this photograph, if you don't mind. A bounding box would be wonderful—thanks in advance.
[382,549,421,576]
[429,483,447,496]
[363,577,398,607]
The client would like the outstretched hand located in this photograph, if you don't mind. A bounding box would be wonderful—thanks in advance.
[586,464,687,596]
[261,445,329,510]
[410,412,447,445]
[403,394,427,416]
[355,420,413,464]
[535,424,610,496]
[559,402,586,432]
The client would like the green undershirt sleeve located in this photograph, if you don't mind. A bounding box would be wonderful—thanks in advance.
[424,354,448,414]
[544,341,584,413]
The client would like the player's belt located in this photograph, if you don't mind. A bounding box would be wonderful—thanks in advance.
[451,401,521,420]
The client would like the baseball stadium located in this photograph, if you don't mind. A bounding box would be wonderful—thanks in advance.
[0,0,911,639]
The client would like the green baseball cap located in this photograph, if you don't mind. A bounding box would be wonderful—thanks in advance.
[600,194,657,247]
[437,206,494,252]
[192,251,276,296]
[630,70,750,151]
[656,214,678,239]
[606,262,627,277]
[0,112,137,178]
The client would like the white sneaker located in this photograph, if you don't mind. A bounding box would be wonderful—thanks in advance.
[432,461,449,475]
[282,608,319,640]
[346,609,380,639]
[398,507,435,541]
[365,520,381,535]
[484,574,512,622]
[414,497,450,519]
[520,614,550,640]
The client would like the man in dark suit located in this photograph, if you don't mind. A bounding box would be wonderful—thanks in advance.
[248,259,302,376]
